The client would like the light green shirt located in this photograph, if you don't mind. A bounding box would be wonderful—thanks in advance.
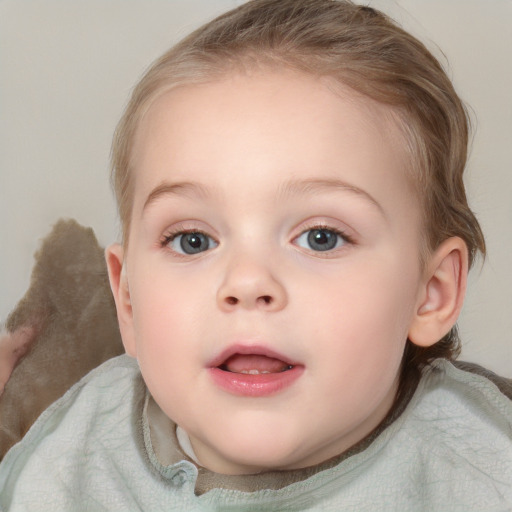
[1,355,511,511]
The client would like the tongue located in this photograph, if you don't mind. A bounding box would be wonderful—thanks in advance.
[223,354,290,374]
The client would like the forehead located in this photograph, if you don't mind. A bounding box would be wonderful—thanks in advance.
[130,69,417,220]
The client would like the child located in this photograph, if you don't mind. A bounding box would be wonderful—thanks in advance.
[1,0,511,509]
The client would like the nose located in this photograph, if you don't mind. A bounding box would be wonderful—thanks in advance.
[217,257,287,312]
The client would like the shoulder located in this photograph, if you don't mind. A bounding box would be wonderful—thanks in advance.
[20,353,143,428]
[416,358,512,418]
[452,359,512,399]
[386,359,512,504]
[316,359,512,509]
[0,354,142,459]
[409,358,512,432]
[0,355,148,508]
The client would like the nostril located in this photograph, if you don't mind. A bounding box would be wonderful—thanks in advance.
[222,295,275,307]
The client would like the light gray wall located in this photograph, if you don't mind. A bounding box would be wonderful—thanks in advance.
[1,1,510,375]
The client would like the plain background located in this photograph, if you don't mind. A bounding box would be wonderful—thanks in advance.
[1,0,510,375]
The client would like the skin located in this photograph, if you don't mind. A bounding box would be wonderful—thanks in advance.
[106,69,467,475]
[0,326,39,395]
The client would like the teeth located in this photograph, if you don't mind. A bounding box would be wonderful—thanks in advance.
[236,367,294,375]
[218,364,295,374]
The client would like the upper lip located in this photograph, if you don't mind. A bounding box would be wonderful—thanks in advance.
[207,344,301,369]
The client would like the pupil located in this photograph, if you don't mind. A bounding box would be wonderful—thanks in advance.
[314,232,328,244]
[308,229,336,251]
[181,233,208,254]
[188,235,202,248]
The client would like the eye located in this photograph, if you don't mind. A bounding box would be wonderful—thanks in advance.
[295,227,347,252]
[165,231,218,255]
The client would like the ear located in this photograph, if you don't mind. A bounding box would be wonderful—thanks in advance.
[105,243,137,358]
[408,237,468,347]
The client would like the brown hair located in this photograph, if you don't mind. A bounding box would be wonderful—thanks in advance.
[111,0,485,377]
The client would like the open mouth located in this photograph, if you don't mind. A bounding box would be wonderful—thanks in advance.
[209,345,303,396]
[218,354,294,375]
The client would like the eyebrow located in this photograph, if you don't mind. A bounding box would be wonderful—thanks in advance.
[142,181,210,213]
[278,178,385,216]
[142,177,385,217]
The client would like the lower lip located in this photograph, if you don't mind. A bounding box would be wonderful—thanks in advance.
[209,366,304,397]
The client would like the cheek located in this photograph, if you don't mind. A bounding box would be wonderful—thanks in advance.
[306,258,418,366]
[312,271,412,416]
[128,264,217,366]
[128,279,198,410]
[129,274,182,361]
[316,268,414,327]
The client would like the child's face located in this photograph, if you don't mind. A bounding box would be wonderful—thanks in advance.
[118,69,427,474]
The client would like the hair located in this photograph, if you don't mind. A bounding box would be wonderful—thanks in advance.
[111,0,485,384]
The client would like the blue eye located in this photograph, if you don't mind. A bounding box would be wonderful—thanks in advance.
[295,228,346,252]
[167,231,218,255]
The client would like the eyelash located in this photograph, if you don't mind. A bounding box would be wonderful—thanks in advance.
[160,228,208,246]
[160,226,218,256]
[159,223,354,256]
[294,223,354,252]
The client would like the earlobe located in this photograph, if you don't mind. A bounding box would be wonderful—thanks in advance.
[105,243,137,358]
[408,237,468,348]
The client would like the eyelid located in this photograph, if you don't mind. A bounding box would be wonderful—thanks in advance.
[159,222,219,256]
[292,219,355,243]
[160,220,218,240]
[162,228,216,245]
[291,220,356,255]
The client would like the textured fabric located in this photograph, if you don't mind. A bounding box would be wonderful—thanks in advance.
[145,387,413,495]
[1,355,512,511]
[176,425,200,464]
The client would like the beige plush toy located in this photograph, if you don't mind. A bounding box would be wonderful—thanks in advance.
[0,219,124,459]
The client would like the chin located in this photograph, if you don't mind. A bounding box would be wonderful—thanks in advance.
[188,404,326,474]
[210,429,312,474]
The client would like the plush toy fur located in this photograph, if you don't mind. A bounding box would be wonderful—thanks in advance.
[0,219,124,459]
